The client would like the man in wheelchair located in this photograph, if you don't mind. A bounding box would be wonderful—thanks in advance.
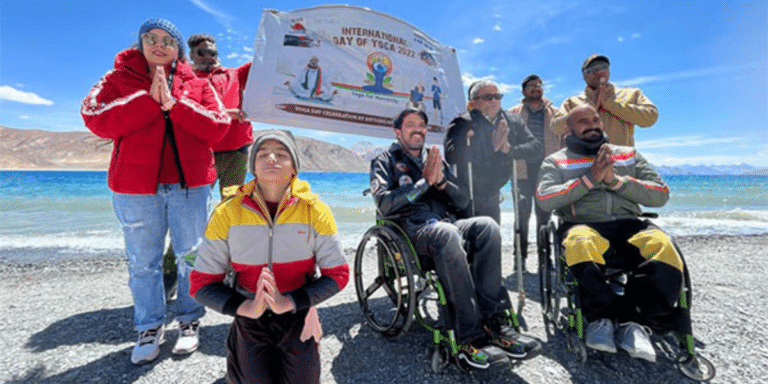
[535,104,681,363]
[369,108,542,370]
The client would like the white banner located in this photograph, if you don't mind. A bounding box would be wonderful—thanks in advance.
[242,5,465,144]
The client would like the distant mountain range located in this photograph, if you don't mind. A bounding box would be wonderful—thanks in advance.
[349,140,387,161]
[653,164,768,176]
[0,126,367,172]
[1,126,766,175]
[350,141,768,176]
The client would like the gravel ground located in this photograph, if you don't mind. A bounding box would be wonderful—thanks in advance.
[1,234,766,384]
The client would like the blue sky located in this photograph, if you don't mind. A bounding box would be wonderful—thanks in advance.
[1,1,766,166]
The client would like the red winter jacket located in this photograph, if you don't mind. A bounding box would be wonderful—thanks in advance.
[194,63,254,152]
[81,49,231,194]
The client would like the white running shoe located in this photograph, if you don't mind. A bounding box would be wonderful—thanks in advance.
[585,318,617,353]
[172,320,200,355]
[131,326,164,365]
[615,322,656,362]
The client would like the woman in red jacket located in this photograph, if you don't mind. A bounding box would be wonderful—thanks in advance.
[81,18,230,365]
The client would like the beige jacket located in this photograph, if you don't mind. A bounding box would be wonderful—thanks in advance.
[552,83,658,147]
[508,98,562,179]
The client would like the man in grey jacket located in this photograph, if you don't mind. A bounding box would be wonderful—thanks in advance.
[536,104,681,363]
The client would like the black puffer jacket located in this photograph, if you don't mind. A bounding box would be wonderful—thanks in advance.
[444,109,541,219]
[370,142,468,234]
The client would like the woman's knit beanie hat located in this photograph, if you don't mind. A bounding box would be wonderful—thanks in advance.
[138,18,184,59]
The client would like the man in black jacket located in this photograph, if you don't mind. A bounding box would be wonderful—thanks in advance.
[445,79,541,223]
[370,108,541,371]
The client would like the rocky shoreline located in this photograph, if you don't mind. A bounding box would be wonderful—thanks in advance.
[2,234,766,383]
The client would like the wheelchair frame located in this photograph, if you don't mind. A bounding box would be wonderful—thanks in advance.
[354,219,520,373]
[537,215,716,381]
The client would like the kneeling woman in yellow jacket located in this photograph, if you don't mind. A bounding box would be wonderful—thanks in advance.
[190,130,350,384]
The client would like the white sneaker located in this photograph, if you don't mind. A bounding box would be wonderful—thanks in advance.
[615,322,656,362]
[172,320,200,355]
[131,326,164,365]
[585,318,617,353]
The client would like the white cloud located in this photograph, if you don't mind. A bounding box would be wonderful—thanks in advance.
[0,85,54,105]
[226,52,239,60]
[19,115,31,119]
[494,25,502,31]
[188,0,234,29]
[15,83,24,88]
[631,33,641,39]
[472,38,485,44]
[615,63,758,87]
[461,72,514,94]
[617,36,625,43]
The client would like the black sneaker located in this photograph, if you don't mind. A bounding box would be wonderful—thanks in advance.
[457,340,509,370]
[484,316,542,360]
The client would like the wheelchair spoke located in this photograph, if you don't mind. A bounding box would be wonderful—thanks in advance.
[361,276,386,300]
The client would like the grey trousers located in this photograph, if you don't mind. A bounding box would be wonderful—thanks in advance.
[410,216,510,344]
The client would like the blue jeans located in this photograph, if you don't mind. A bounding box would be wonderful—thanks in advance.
[113,184,209,331]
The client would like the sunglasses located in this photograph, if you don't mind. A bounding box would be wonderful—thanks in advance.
[141,32,178,50]
[583,63,609,75]
[195,48,218,58]
[474,93,504,101]
[524,83,543,90]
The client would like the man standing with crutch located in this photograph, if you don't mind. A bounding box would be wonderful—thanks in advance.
[445,80,540,223]
[445,79,541,314]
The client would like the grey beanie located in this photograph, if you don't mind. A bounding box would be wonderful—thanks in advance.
[249,130,301,176]
[138,18,185,60]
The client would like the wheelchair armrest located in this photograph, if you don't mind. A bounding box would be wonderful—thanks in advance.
[639,212,659,219]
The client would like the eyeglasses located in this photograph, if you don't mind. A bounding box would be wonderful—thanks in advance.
[524,83,543,90]
[583,63,609,75]
[474,93,503,101]
[141,32,178,50]
[195,48,218,58]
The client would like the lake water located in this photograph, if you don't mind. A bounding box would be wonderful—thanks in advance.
[1,171,766,261]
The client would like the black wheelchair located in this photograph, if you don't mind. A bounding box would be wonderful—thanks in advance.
[354,219,522,373]
[537,214,716,381]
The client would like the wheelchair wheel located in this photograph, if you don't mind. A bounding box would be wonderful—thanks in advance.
[430,346,450,373]
[537,225,552,322]
[538,222,561,335]
[566,330,588,363]
[677,352,716,382]
[355,225,417,338]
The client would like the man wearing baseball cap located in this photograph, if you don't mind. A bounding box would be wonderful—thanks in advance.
[552,54,658,147]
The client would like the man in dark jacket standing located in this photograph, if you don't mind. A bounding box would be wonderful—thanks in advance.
[445,79,541,224]
[370,108,541,371]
